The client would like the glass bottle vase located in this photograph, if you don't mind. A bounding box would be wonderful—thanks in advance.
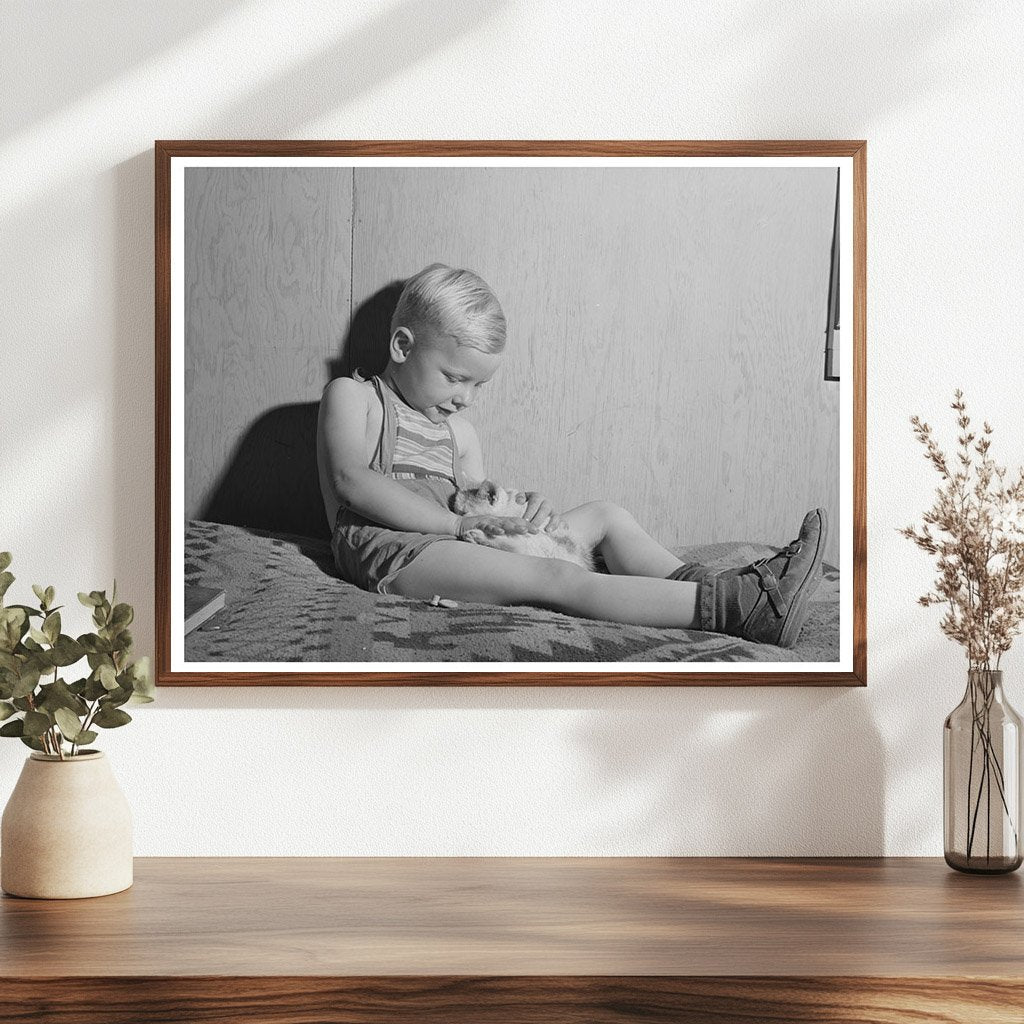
[944,668,1023,873]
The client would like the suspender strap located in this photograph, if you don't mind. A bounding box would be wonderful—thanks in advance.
[369,376,398,476]
[447,420,465,488]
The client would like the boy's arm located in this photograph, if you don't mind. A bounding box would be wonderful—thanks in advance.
[318,377,462,536]
[452,416,486,486]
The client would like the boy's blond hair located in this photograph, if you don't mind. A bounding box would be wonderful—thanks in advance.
[391,263,506,354]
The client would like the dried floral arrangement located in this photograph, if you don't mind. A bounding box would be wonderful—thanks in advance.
[902,391,1024,869]
[0,553,153,759]
[901,390,1024,671]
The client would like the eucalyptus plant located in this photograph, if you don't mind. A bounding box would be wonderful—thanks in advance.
[0,552,153,759]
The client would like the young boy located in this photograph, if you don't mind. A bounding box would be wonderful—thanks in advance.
[317,263,827,647]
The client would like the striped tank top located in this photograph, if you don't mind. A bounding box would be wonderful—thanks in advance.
[375,377,459,485]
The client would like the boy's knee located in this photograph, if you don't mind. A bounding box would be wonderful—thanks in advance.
[581,500,635,529]
[531,556,590,603]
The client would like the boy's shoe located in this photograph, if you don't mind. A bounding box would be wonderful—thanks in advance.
[668,508,827,648]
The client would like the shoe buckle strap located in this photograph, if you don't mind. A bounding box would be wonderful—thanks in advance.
[751,559,788,617]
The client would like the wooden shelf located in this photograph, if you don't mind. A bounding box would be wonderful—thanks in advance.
[2,857,1022,1022]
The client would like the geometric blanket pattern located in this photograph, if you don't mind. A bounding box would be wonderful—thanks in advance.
[184,520,841,665]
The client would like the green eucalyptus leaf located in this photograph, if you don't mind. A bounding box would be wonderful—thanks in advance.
[12,697,33,712]
[112,628,134,654]
[11,665,41,699]
[44,586,55,608]
[127,657,154,699]
[0,718,25,737]
[50,635,85,667]
[0,700,15,721]
[53,707,85,741]
[87,655,115,677]
[98,664,117,690]
[92,705,131,729]
[32,584,46,606]
[83,675,108,701]
[0,607,27,651]
[21,636,42,654]
[9,604,43,619]
[128,692,155,705]
[37,679,88,717]
[110,603,133,629]
[68,679,86,695]
[28,627,49,646]
[22,710,51,738]
[78,592,100,608]
[42,611,60,644]
[0,572,14,602]
[74,730,98,746]
[19,735,45,752]
[0,553,11,573]
[103,685,132,709]
[80,634,112,655]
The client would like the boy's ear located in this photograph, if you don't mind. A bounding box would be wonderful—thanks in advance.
[389,327,414,363]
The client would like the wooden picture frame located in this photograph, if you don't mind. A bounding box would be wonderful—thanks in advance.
[156,140,866,686]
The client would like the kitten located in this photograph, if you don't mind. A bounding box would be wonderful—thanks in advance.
[451,481,595,571]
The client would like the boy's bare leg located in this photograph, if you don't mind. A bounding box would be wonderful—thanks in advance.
[388,542,699,629]
[558,501,683,578]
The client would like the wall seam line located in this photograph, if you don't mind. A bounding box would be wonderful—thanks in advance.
[349,167,356,362]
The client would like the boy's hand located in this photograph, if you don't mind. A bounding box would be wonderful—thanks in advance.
[457,514,539,540]
[519,491,563,533]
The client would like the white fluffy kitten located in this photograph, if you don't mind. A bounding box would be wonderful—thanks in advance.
[451,481,595,571]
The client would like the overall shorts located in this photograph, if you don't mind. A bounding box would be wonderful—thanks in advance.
[331,375,467,594]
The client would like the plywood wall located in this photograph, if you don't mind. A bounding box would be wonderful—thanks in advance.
[185,166,839,565]
[183,167,352,530]
[352,167,839,564]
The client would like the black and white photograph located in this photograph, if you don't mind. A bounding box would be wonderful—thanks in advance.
[158,143,863,684]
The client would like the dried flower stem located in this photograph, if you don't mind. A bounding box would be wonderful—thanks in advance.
[902,391,1024,864]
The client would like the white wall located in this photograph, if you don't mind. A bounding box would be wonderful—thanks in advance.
[1,0,1022,855]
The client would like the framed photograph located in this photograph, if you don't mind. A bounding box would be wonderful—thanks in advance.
[156,141,865,686]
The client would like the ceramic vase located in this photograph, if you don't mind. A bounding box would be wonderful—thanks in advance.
[1,750,133,898]
[943,669,1023,874]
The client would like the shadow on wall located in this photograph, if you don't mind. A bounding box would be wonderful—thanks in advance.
[573,687,885,855]
[201,284,403,541]
[201,403,328,540]
[328,281,404,381]
[1,1,242,139]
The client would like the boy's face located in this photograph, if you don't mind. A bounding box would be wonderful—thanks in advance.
[388,327,501,423]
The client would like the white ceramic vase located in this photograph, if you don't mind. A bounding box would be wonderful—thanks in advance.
[1,750,133,899]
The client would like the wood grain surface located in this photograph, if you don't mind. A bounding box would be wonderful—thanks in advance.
[2,857,1020,1023]
[183,166,352,523]
[352,166,839,565]
[1,976,1021,1024]
[2,857,1021,976]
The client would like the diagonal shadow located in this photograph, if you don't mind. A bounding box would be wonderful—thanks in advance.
[722,3,972,133]
[209,0,508,136]
[0,0,243,139]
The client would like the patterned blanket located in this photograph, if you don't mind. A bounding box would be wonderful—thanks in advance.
[184,520,840,664]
